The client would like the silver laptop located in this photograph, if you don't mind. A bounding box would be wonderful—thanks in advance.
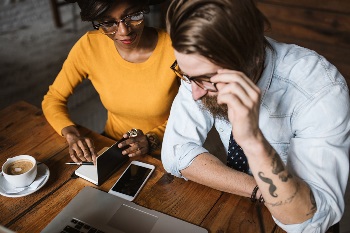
[75,141,129,186]
[41,186,208,233]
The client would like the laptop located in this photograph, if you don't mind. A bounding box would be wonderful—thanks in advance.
[41,186,208,233]
[75,141,129,186]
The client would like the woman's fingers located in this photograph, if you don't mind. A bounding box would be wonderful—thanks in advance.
[67,136,96,164]
[120,135,148,157]
[118,129,149,157]
[85,138,97,163]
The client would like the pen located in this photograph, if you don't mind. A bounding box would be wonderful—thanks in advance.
[65,162,94,165]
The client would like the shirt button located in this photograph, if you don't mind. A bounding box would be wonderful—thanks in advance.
[219,128,224,132]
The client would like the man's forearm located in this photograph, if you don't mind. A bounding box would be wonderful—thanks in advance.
[246,137,316,224]
[181,152,257,198]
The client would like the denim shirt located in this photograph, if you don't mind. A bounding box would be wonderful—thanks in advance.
[161,38,350,232]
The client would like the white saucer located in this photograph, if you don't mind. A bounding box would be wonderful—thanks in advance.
[0,163,50,198]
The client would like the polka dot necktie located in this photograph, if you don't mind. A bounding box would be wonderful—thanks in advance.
[227,132,249,173]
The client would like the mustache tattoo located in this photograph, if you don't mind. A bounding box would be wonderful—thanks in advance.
[258,172,278,197]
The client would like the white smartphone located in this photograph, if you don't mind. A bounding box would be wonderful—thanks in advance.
[108,161,155,201]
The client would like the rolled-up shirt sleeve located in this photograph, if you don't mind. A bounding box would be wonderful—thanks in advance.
[275,84,350,232]
[162,81,214,179]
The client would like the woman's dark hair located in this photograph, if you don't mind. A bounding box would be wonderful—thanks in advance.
[66,0,149,21]
[166,0,271,83]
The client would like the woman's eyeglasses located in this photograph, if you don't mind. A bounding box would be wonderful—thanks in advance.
[92,10,149,35]
[170,60,218,92]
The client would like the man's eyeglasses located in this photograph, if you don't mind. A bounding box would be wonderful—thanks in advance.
[92,10,149,35]
[170,60,218,92]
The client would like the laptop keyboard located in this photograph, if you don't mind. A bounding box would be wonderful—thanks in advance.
[61,218,105,233]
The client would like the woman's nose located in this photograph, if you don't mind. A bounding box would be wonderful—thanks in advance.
[117,22,129,35]
[191,82,208,100]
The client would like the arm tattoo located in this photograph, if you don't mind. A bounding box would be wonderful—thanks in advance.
[271,153,284,174]
[271,152,293,182]
[258,172,278,197]
[279,172,293,182]
[306,189,317,216]
[265,182,300,207]
[146,133,161,153]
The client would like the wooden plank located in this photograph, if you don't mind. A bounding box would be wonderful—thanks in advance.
[256,0,350,14]
[0,101,41,133]
[137,173,222,225]
[0,129,66,165]
[6,179,94,233]
[0,102,282,233]
[0,102,63,166]
[1,133,114,229]
[201,192,277,233]
[1,148,74,226]
[9,150,221,233]
[258,2,350,33]
[92,144,222,227]
[257,2,350,48]
[0,103,113,227]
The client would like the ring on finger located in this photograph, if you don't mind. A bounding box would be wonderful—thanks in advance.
[128,128,138,138]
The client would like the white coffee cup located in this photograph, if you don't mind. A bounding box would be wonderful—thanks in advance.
[2,155,37,187]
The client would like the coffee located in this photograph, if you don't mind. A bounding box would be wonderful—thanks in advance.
[5,159,34,175]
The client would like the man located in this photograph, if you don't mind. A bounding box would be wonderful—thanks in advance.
[161,0,350,232]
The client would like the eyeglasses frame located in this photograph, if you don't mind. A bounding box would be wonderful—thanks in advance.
[92,9,149,35]
[170,60,218,92]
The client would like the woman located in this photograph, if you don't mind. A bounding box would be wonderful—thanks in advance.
[42,0,179,164]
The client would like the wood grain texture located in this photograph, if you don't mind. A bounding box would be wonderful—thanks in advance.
[0,102,280,233]
[201,192,276,233]
[257,0,350,14]
[258,2,350,47]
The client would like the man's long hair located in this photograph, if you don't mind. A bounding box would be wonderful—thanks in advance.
[166,0,271,83]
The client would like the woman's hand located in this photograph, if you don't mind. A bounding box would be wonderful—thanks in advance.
[118,129,149,157]
[62,125,97,164]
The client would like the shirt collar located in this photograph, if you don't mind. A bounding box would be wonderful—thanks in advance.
[257,37,276,103]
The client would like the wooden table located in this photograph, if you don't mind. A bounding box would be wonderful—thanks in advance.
[0,101,282,233]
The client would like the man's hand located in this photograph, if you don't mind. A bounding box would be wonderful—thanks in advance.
[211,69,262,147]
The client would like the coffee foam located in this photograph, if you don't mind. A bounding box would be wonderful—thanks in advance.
[5,159,34,175]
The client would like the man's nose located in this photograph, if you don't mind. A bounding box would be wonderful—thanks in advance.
[191,82,208,100]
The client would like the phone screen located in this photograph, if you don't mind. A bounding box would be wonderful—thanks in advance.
[111,164,153,197]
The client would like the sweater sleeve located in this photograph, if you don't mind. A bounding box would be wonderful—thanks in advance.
[42,33,90,135]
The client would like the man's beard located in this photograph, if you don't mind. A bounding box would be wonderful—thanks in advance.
[200,95,228,121]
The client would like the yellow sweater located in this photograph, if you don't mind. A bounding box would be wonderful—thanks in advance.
[42,29,179,153]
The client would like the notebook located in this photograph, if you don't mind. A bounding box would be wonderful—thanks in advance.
[41,186,208,233]
[75,141,129,186]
